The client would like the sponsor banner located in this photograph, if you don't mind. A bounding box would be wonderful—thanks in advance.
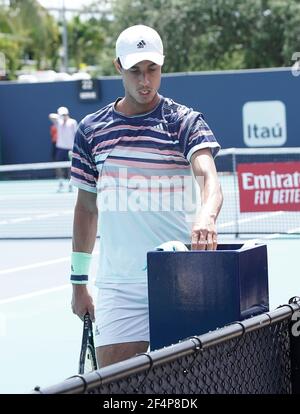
[242,100,286,147]
[237,162,300,212]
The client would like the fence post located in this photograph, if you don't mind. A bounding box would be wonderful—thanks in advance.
[231,149,239,238]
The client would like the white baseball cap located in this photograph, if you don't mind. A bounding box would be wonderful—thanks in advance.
[57,106,69,116]
[116,25,164,70]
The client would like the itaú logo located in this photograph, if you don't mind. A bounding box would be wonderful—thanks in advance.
[243,101,287,147]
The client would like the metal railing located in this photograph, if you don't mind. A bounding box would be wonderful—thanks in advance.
[32,298,300,394]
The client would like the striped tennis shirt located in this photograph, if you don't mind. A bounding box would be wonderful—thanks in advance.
[71,95,220,285]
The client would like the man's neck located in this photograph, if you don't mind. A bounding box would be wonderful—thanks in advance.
[115,94,160,116]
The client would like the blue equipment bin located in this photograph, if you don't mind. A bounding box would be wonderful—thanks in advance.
[147,243,269,350]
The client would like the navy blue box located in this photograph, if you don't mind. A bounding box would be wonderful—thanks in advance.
[147,243,269,350]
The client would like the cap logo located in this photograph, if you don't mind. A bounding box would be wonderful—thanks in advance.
[137,40,146,49]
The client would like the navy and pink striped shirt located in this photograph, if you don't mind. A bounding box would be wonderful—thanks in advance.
[71,95,220,284]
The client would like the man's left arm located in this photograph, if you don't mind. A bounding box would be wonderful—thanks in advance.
[190,148,223,250]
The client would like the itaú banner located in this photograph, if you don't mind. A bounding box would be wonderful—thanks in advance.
[237,162,300,212]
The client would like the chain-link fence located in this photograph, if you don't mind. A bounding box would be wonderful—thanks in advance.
[32,299,300,395]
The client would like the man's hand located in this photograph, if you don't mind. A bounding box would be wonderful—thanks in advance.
[190,148,223,251]
[71,284,95,321]
[191,210,218,251]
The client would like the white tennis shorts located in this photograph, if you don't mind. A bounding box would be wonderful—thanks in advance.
[94,283,150,347]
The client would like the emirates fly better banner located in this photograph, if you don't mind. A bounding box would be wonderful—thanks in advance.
[237,162,300,212]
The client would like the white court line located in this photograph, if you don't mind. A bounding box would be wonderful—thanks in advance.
[35,213,60,219]
[0,285,70,305]
[0,257,70,275]
[218,211,283,228]
[0,251,99,276]
[0,279,97,305]
[10,217,33,223]
[0,211,73,226]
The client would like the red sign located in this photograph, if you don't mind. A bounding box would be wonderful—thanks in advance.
[237,162,300,212]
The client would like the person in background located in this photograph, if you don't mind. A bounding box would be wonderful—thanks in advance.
[49,106,78,192]
[70,25,223,368]
[49,121,57,161]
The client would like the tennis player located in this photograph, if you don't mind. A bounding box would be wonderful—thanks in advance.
[49,106,77,192]
[70,25,223,368]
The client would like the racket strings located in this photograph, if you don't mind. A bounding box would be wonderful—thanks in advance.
[79,313,98,374]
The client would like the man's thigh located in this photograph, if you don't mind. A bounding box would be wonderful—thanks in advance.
[96,341,149,368]
[94,283,150,354]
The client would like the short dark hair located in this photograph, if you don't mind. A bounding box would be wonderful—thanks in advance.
[117,58,123,69]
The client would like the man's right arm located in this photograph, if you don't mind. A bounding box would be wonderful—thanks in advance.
[71,188,98,321]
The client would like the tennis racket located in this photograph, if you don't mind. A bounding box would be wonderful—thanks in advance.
[78,313,97,374]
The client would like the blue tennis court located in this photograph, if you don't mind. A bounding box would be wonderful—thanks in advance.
[0,236,298,393]
[0,239,100,394]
